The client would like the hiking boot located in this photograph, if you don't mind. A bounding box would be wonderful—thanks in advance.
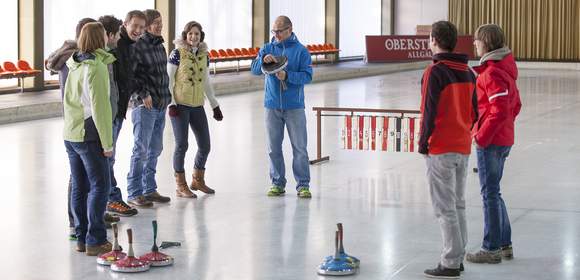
[69,227,77,241]
[144,191,171,203]
[128,195,154,208]
[76,242,86,252]
[107,201,138,217]
[190,169,215,194]
[104,213,120,223]
[501,245,514,259]
[175,172,196,198]
[297,187,312,198]
[267,186,285,196]
[86,241,113,256]
[466,249,502,264]
[424,263,460,279]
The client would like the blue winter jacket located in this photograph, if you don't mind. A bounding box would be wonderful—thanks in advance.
[251,33,313,109]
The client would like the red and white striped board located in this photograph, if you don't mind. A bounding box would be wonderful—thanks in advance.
[363,116,371,150]
[341,115,420,152]
[352,115,359,150]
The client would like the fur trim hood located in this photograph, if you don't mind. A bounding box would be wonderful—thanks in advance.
[173,38,208,54]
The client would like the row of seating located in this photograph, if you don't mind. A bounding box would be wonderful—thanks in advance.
[306,43,340,55]
[307,44,340,63]
[0,60,41,92]
[206,44,340,74]
[207,47,260,74]
[208,47,260,62]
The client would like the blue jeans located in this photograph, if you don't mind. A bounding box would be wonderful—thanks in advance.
[477,145,512,251]
[265,108,310,190]
[170,105,211,172]
[127,106,166,200]
[108,117,124,202]
[65,140,110,246]
[67,117,123,227]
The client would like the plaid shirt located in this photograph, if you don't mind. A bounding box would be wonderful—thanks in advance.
[131,32,171,109]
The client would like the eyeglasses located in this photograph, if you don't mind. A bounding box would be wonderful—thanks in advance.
[271,26,290,35]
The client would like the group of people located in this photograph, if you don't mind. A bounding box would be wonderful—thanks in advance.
[47,7,519,277]
[419,21,521,278]
[47,10,313,258]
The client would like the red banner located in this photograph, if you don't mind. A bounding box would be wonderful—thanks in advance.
[365,35,475,63]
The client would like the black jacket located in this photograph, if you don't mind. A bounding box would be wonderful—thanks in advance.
[130,32,171,110]
[114,27,137,119]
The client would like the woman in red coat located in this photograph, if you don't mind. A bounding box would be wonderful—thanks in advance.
[466,24,522,264]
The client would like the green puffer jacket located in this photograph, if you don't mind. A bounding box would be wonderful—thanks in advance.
[63,48,115,152]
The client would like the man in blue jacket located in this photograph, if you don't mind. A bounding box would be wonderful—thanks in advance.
[251,15,313,198]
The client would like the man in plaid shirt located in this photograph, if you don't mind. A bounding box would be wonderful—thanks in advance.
[126,9,172,207]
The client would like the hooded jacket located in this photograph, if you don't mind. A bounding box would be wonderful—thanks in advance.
[250,33,313,109]
[472,47,522,147]
[63,49,115,152]
[130,31,172,110]
[46,40,77,97]
[419,52,478,155]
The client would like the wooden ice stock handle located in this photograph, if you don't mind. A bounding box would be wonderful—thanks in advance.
[127,228,133,244]
[112,223,118,238]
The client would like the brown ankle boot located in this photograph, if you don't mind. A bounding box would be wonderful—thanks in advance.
[175,172,196,198]
[190,169,215,194]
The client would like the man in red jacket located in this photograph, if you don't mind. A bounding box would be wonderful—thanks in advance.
[466,24,522,264]
[420,21,478,279]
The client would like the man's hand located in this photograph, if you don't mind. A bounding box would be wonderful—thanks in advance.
[275,70,287,81]
[143,95,153,109]
[104,150,113,158]
[263,54,277,64]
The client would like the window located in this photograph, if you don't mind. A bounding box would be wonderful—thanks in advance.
[0,1,18,88]
[395,0,448,35]
[340,0,382,58]
[269,1,325,46]
[43,0,154,81]
[176,0,252,51]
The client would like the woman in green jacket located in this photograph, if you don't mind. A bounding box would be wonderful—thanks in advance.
[63,22,115,256]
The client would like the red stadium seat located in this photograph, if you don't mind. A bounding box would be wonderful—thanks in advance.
[17,60,41,75]
[218,49,229,58]
[226,49,237,58]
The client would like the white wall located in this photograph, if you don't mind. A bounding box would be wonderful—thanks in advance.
[269,0,326,46]
[339,0,382,57]
[0,0,18,88]
[395,0,448,35]
[176,0,252,51]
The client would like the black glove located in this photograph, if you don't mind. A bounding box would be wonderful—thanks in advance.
[418,145,428,155]
[213,106,223,121]
[168,104,179,118]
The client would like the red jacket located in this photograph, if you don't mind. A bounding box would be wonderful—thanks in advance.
[419,53,478,155]
[472,53,522,147]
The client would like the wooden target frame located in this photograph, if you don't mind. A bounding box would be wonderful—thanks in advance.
[310,107,420,164]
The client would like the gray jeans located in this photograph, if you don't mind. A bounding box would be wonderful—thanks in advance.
[426,153,469,269]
